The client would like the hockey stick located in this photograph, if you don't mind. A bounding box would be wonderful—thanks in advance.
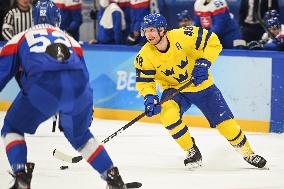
[53,79,194,163]
[52,114,58,132]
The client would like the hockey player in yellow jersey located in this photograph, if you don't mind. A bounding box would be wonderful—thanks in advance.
[134,13,267,169]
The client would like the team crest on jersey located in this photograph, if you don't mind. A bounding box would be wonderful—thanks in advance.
[161,67,174,76]
[160,57,189,83]
[173,70,188,83]
[177,57,188,69]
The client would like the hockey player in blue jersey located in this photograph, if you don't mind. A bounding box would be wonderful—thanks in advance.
[126,0,150,45]
[52,0,82,40]
[0,0,141,188]
[194,0,241,49]
[176,10,194,28]
[96,0,127,44]
[261,10,284,42]
[248,17,284,51]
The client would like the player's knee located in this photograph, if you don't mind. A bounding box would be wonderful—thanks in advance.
[160,100,181,126]
[216,119,242,140]
[65,130,94,150]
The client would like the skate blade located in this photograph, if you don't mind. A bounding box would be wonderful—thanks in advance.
[185,160,202,169]
[260,164,270,170]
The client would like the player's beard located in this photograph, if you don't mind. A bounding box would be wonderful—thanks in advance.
[152,33,164,46]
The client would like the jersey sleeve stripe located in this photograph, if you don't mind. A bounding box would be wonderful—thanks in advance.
[136,68,156,75]
[195,27,203,50]
[136,77,154,82]
[0,33,25,56]
[73,47,83,57]
[212,7,228,16]
[203,31,212,51]
[194,7,228,17]
[131,1,150,8]
[55,3,81,10]
[117,2,131,7]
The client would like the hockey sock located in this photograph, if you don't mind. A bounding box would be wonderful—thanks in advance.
[79,138,113,174]
[3,133,27,173]
[216,119,253,157]
[161,100,193,151]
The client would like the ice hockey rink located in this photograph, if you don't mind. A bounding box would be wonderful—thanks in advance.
[1,112,284,189]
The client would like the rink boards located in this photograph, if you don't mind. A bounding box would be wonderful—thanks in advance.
[0,44,284,133]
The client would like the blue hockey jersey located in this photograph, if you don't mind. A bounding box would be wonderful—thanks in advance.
[130,0,150,32]
[97,3,126,44]
[52,0,82,40]
[194,0,240,48]
[115,0,132,36]
[0,24,87,92]
[263,34,284,51]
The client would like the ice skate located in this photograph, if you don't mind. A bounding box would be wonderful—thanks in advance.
[244,153,267,169]
[184,138,202,169]
[10,162,35,189]
[105,167,142,189]
[105,167,127,189]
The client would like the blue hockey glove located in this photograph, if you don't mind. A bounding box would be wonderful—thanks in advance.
[144,94,161,117]
[192,58,211,86]
[273,37,284,46]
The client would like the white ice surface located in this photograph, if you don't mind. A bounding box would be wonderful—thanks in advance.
[1,112,284,189]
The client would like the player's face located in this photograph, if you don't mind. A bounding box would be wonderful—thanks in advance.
[269,27,281,36]
[17,0,30,10]
[143,27,162,45]
[179,19,194,28]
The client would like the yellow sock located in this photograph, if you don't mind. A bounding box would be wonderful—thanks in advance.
[217,119,253,157]
[161,100,193,151]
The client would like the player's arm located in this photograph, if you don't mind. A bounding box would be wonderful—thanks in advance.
[181,26,222,86]
[112,11,123,44]
[0,45,19,91]
[210,14,227,36]
[193,15,201,27]
[134,51,156,96]
[2,11,14,40]
[183,26,222,63]
[208,0,229,36]
[199,29,222,63]
[263,36,284,51]
[67,2,83,33]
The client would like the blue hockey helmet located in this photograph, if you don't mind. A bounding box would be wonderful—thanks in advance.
[265,17,281,29]
[177,10,191,21]
[141,13,167,31]
[264,10,280,21]
[32,0,61,27]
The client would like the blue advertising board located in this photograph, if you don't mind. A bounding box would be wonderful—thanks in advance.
[1,44,284,133]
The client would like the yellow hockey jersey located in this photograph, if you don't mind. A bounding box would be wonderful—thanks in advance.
[134,26,222,96]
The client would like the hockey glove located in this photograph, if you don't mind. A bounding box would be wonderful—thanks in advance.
[247,41,263,50]
[192,58,211,86]
[144,94,161,117]
[273,37,284,49]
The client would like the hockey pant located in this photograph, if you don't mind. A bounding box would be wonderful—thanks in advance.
[160,84,253,157]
